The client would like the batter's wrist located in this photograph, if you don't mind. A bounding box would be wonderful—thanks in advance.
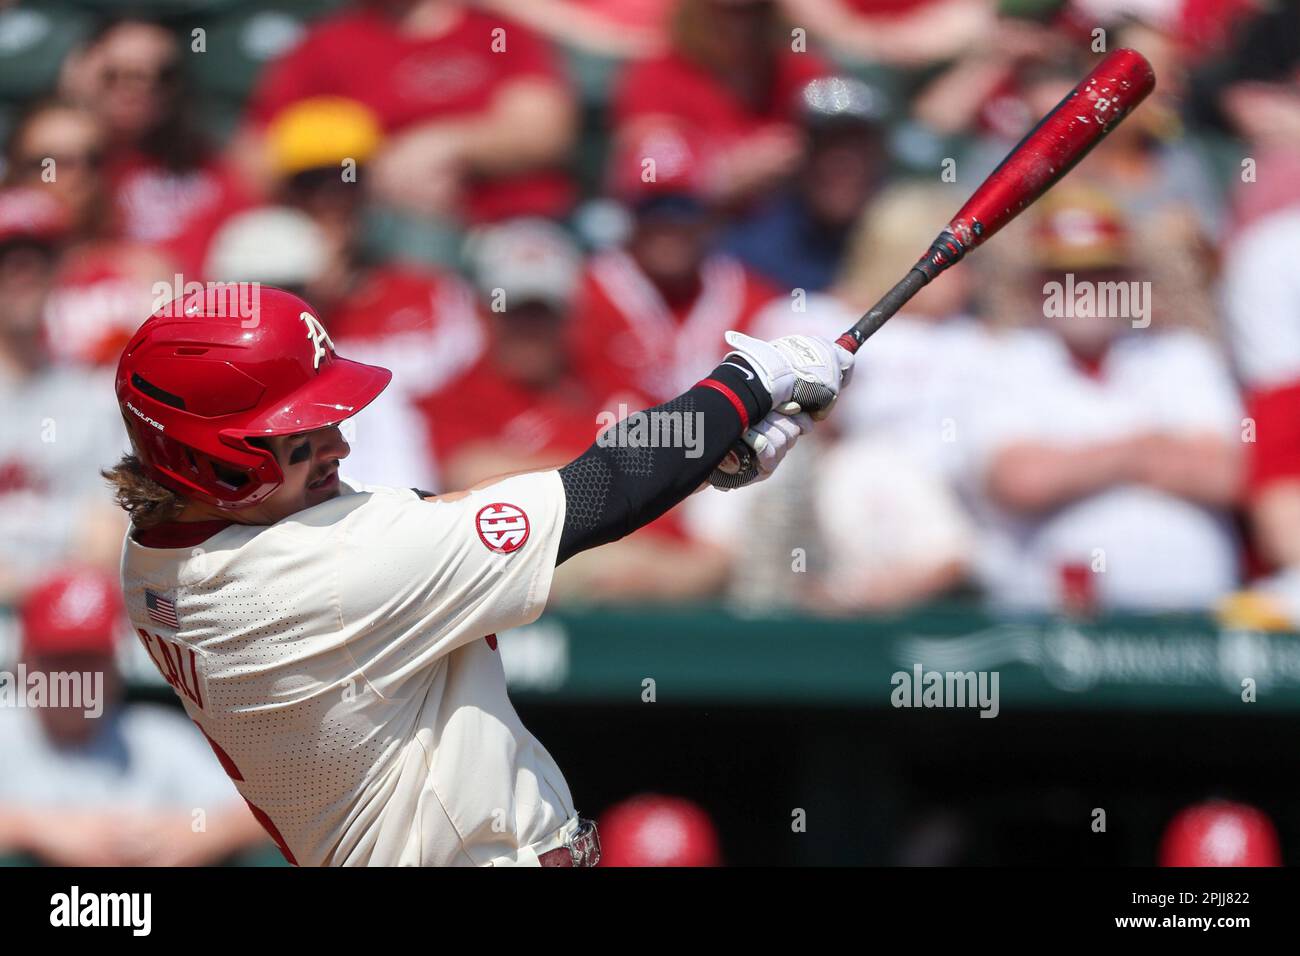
[695,356,771,430]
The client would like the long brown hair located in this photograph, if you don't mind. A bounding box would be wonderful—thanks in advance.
[101,453,185,529]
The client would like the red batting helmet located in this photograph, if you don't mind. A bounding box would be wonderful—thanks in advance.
[115,285,391,509]
[597,794,722,867]
[1159,800,1281,867]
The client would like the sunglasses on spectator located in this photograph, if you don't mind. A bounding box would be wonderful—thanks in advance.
[102,61,180,89]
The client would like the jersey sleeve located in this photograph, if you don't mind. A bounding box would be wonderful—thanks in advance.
[334,471,566,680]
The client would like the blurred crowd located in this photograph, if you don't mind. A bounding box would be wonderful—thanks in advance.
[1,0,1297,867]
[2,0,1300,621]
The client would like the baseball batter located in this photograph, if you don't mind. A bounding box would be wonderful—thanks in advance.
[109,286,851,866]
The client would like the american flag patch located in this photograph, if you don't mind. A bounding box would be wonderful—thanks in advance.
[145,589,178,628]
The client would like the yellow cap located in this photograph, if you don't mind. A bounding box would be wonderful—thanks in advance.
[266,97,383,178]
[1032,183,1130,272]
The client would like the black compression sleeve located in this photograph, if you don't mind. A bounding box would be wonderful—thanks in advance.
[556,357,771,563]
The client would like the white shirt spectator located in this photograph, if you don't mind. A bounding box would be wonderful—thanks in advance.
[0,703,239,812]
[1222,207,1300,391]
[965,327,1242,612]
[683,434,973,610]
[747,293,996,479]
[0,365,127,588]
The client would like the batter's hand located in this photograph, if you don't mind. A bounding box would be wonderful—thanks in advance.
[722,331,855,420]
[713,411,814,492]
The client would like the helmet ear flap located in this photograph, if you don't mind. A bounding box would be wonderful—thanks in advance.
[120,415,285,508]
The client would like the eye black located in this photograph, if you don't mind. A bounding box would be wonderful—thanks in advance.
[288,442,311,465]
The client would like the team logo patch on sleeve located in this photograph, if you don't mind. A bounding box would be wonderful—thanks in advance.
[476,503,530,554]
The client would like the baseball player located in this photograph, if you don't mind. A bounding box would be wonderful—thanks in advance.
[109,285,851,866]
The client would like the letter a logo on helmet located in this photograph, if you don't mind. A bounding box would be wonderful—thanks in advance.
[300,311,333,369]
[115,286,392,509]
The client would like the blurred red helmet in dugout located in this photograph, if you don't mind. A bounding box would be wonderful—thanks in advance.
[1159,800,1281,867]
[597,794,722,866]
[21,567,123,658]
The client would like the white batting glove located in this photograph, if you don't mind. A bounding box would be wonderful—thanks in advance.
[723,331,855,421]
[713,411,814,491]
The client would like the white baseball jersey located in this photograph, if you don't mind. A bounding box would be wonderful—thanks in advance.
[119,471,578,866]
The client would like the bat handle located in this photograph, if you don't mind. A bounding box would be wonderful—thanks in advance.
[837,227,970,354]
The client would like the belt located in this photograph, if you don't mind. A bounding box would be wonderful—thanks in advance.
[538,818,601,867]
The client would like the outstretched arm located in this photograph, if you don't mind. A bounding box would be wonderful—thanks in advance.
[422,333,853,561]
[557,333,853,563]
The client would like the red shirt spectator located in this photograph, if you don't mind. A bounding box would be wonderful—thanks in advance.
[323,263,485,491]
[570,249,778,407]
[422,356,597,467]
[44,242,173,367]
[324,263,485,399]
[612,45,828,202]
[249,4,575,222]
[614,47,826,137]
[107,151,255,278]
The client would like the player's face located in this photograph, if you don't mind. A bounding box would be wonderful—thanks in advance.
[254,425,350,521]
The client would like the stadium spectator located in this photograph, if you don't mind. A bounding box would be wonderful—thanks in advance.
[242,0,579,223]
[1197,0,1300,230]
[611,0,830,210]
[420,218,592,488]
[1217,206,1300,626]
[720,76,888,294]
[0,187,125,605]
[828,182,989,479]
[1159,799,1281,866]
[421,217,730,600]
[0,568,267,866]
[597,793,722,866]
[964,185,1243,613]
[204,97,489,489]
[4,100,171,367]
[58,16,255,277]
[569,126,778,408]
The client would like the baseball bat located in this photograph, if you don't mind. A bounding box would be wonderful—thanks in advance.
[835,46,1156,354]
[712,47,1155,488]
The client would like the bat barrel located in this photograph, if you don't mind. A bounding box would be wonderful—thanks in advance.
[946,48,1155,249]
[836,48,1155,355]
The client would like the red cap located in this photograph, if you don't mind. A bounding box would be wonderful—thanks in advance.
[1159,800,1281,867]
[597,794,722,867]
[609,126,710,205]
[21,567,124,658]
[0,187,70,245]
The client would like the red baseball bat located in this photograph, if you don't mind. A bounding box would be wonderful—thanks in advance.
[834,47,1156,354]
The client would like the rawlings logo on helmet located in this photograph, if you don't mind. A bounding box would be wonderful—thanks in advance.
[300,311,334,370]
[125,400,165,432]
